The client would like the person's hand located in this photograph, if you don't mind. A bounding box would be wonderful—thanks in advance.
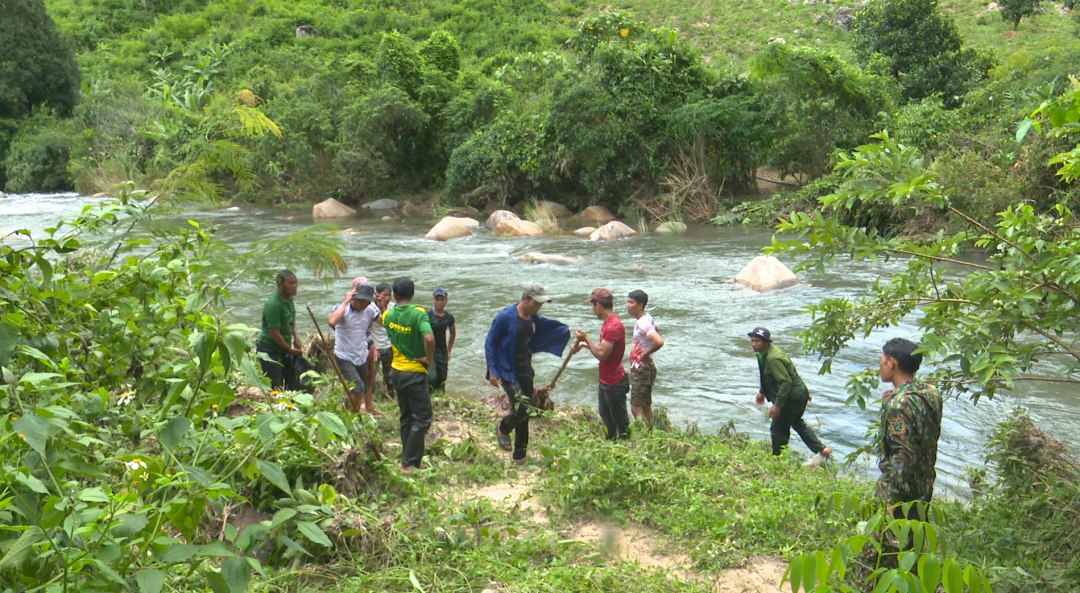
[372,349,380,362]
[344,289,356,303]
[489,375,502,388]
[413,356,429,368]
[574,328,587,342]
[755,392,765,406]
[570,342,583,354]
[882,388,895,399]
[293,337,303,349]
[290,346,303,356]
[768,404,781,419]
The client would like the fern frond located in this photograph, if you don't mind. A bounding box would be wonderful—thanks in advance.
[241,225,348,280]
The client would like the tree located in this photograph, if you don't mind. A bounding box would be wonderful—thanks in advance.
[766,97,1080,405]
[851,0,993,106]
[999,0,1036,30]
[0,0,81,119]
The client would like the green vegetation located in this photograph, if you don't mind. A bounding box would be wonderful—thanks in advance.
[2,195,1078,592]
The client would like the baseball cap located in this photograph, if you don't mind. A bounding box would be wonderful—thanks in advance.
[352,282,375,301]
[585,287,614,304]
[433,288,448,298]
[747,326,772,342]
[522,282,552,303]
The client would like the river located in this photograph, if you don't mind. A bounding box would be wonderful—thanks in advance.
[4,192,1077,497]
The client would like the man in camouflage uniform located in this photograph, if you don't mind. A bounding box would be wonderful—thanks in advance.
[855,337,944,583]
[876,337,943,512]
[748,327,831,458]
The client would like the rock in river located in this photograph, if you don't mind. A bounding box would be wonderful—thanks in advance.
[425,217,473,241]
[518,252,584,266]
[654,221,687,234]
[574,226,597,238]
[588,221,637,241]
[485,209,520,230]
[361,198,400,210]
[579,205,615,223]
[313,198,357,219]
[734,255,800,293]
[495,219,546,237]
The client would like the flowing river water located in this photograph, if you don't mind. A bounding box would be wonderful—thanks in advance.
[4,192,1079,497]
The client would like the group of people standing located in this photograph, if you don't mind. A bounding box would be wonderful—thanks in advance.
[256,272,945,520]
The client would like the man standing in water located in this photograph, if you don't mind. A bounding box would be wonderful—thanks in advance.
[257,270,303,391]
[427,288,456,391]
[573,288,630,440]
[486,283,569,465]
[749,327,831,459]
[876,337,943,514]
[627,290,664,423]
[329,279,381,414]
[383,277,435,472]
[370,282,394,398]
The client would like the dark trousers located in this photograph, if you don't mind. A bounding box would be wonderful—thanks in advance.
[598,375,631,441]
[429,350,449,391]
[377,347,394,397]
[498,376,533,460]
[257,342,300,392]
[392,369,432,468]
[770,396,824,455]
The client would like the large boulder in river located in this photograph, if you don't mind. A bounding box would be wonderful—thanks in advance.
[495,219,546,237]
[485,210,520,230]
[574,226,597,238]
[537,200,573,218]
[313,198,357,219]
[518,252,584,266]
[448,216,480,229]
[734,255,800,293]
[589,221,637,241]
[580,205,615,223]
[361,198,399,210]
[425,217,473,241]
[655,221,688,234]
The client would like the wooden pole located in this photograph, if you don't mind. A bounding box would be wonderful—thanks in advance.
[305,303,359,413]
[541,347,577,392]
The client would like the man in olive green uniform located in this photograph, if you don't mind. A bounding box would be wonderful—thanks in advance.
[383,277,435,472]
[876,337,943,511]
[749,327,831,457]
[257,270,303,391]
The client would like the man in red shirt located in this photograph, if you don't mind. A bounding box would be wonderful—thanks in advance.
[572,288,630,440]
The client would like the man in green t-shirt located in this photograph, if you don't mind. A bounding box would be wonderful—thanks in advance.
[257,270,303,391]
[382,277,435,472]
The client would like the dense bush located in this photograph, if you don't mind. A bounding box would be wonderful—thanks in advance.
[2,111,77,193]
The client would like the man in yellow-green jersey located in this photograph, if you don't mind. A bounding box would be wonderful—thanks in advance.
[383,277,435,472]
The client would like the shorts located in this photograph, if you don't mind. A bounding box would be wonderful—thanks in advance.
[630,360,656,407]
[335,355,368,394]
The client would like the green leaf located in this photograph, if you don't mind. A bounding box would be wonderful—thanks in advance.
[409,570,425,592]
[270,507,298,529]
[0,321,19,368]
[159,416,193,454]
[160,544,200,563]
[112,513,150,538]
[918,554,942,592]
[316,411,349,437]
[137,569,167,593]
[296,521,333,548]
[221,556,251,593]
[942,559,963,593]
[238,357,268,389]
[236,524,270,553]
[787,556,802,592]
[13,414,49,455]
[200,540,237,557]
[59,459,107,477]
[78,487,111,502]
[0,527,44,569]
[276,534,312,557]
[255,459,291,495]
[14,472,49,494]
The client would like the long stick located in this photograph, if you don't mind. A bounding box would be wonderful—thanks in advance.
[305,303,357,412]
[542,347,577,392]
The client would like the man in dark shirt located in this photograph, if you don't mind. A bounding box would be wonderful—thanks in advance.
[485,283,569,464]
[427,288,456,391]
[257,270,303,391]
[749,326,830,458]
[573,288,630,440]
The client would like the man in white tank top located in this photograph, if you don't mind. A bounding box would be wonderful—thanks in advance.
[627,290,665,423]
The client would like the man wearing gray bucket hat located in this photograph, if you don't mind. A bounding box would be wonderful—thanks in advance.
[329,279,382,414]
[749,326,831,460]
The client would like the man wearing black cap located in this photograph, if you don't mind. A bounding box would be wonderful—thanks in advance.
[329,279,382,414]
[749,327,831,459]
[427,288,455,391]
[573,288,630,440]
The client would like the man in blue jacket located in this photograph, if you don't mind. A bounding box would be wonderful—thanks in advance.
[485,282,570,465]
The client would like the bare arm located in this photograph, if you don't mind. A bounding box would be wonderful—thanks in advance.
[574,329,614,361]
[328,291,354,329]
[447,324,456,358]
[641,329,664,359]
[269,329,300,356]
